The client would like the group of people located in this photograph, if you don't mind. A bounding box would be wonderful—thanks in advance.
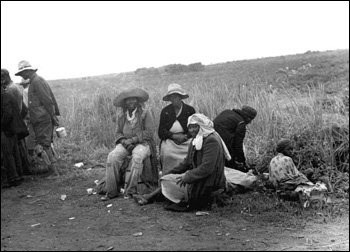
[99,83,262,212]
[2,61,316,212]
[1,61,61,188]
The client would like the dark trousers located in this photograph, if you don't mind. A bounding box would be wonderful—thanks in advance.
[1,131,22,182]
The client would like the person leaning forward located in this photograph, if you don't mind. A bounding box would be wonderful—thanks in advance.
[101,87,159,201]
[213,105,257,172]
[15,60,61,179]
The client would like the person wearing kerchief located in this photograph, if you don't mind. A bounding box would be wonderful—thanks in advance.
[158,83,195,174]
[101,87,159,201]
[134,113,231,212]
[213,105,257,172]
[269,139,313,191]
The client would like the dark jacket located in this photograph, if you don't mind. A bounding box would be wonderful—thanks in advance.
[168,133,226,209]
[1,90,29,140]
[213,109,250,166]
[158,102,195,140]
[28,73,60,125]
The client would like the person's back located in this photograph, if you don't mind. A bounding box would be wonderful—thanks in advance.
[7,82,23,111]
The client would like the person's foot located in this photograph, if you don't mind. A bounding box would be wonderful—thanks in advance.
[101,196,110,201]
[164,202,190,212]
[133,194,148,205]
[44,174,60,180]
[123,194,132,199]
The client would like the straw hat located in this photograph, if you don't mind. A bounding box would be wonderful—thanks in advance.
[162,83,189,101]
[15,60,38,76]
[113,87,149,107]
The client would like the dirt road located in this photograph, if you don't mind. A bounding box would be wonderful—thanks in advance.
[1,172,349,251]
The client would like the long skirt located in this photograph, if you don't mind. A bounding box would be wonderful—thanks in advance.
[160,173,189,203]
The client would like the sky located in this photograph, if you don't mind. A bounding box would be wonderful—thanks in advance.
[1,1,349,82]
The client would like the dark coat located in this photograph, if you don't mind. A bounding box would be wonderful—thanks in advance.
[168,133,226,209]
[213,109,250,166]
[1,90,29,140]
[158,102,195,140]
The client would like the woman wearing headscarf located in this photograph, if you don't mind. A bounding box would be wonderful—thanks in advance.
[134,113,231,212]
[213,105,257,172]
[101,87,159,201]
[269,139,313,191]
[158,83,195,174]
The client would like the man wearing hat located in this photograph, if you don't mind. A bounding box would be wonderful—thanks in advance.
[101,87,159,201]
[15,60,61,179]
[158,83,195,174]
[213,105,257,172]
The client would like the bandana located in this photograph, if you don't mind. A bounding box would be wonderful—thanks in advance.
[187,113,231,160]
[126,108,138,128]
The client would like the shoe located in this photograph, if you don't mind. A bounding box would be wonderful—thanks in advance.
[101,196,110,201]
[123,194,132,199]
[164,202,190,212]
[133,195,148,205]
[44,174,60,180]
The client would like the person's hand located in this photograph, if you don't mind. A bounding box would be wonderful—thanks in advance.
[234,161,244,170]
[123,138,134,147]
[176,175,186,187]
[52,116,59,126]
[172,133,188,145]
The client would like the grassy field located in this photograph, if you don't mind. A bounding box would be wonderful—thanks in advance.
[48,49,349,191]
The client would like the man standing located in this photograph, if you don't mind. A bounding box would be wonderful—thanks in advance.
[15,60,61,179]
[213,105,257,172]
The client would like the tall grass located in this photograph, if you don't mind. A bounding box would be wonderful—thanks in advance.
[50,50,348,189]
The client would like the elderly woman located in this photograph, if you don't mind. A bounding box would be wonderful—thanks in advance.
[158,83,195,174]
[134,113,231,212]
[101,87,158,201]
[269,139,313,191]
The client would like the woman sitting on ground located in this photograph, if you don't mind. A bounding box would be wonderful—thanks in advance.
[134,113,231,212]
[101,87,158,201]
[158,83,195,175]
[269,139,314,192]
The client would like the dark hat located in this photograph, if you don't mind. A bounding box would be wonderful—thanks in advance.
[241,105,257,120]
[276,139,293,153]
[1,68,10,77]
[113,87,149,107]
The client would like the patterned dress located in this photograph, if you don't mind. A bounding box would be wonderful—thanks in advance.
[269,153,313,189]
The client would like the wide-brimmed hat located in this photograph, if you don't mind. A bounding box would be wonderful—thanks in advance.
[113,87,149,107]
[15,60,38,76]
[162,83,189,101]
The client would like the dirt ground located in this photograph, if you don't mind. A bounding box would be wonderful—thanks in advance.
[1,167,349,251]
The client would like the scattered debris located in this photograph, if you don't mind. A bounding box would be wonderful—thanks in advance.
[74,162,84,168]
[195,211,209,216]
[133,232,143,237]
[61,195,67,201]
[107,246,114,251]
[31,223,41,227]
[69,217,75,220]
[86,188,93,195]
[107,204,113,208]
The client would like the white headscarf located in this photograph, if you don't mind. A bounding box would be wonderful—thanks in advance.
[187,113,231,161]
